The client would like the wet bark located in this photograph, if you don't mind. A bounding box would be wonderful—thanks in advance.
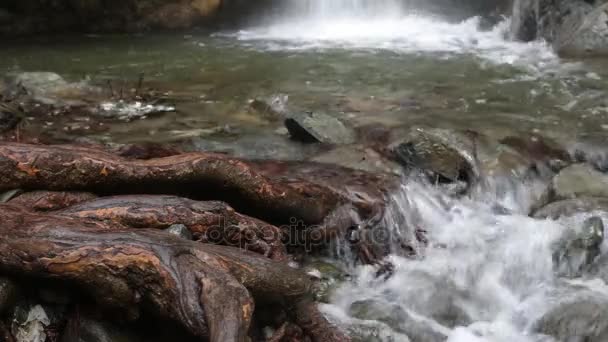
[55,194,287,260]
[0,204,349,342]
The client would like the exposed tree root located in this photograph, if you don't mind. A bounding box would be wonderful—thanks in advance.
[55,195,287,260]
[0,205,349,342]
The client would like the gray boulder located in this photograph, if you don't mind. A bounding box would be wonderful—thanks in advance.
[285,112,356,145]
[511,0,608,57]
[552,163,608,200]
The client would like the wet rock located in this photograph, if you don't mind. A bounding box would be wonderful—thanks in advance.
[349,299,446,342]
[389,127,479,186]
[346,321,412,342]
[0,108,21,133]
[552,163,608,200]
[11,304,51,342]
[511,0,608,57]
[552,216,604,278]
[0,278,17,314]
[285,112,356,145]
[303,258,349,303]
[165,224,193,240]
[311,145,401,175]
[500,134,572,172]
[248,93,288,121]
[533,197,608,219]
[534,289,608,342]
[60,317,141,342]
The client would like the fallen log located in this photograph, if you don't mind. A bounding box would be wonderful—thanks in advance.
[55,195,287,260]
[8,190,97,211]
[0,204,349,342]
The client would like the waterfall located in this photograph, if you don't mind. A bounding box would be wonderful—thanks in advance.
[280,0,406,20]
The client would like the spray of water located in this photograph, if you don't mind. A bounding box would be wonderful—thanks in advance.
[233,0,559,70]
[320,177,608,342]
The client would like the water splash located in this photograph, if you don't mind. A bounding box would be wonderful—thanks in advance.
[322,178,608,341]
[232,0,559,71]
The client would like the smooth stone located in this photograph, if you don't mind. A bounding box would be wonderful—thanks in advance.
[302,258,349,303]
[285,112,356,145]
[533,197,608,219]
[552,163,608,200]
[165,224,193,240]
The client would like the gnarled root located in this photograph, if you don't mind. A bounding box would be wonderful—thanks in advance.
[0,204,349,342]
[55,194,287,260]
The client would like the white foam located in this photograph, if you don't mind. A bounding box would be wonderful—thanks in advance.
[233,4,559,71]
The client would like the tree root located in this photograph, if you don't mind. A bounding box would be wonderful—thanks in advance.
[55,194,287,260]
[0,204,349,342]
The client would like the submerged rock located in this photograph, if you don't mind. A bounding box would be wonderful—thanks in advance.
[311,145,401,175]
[552,163,608,200]
[285,112,356,145]
[3,72,98,107]
[552,216,604,278]
[534,289,608,341]
[511,0,608,57]
[165,224,193,240]
[303,258,349,303]
[533,197,608,219]
[349,299,446,342]
[248,93,289,121]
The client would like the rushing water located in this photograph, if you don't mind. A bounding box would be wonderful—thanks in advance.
[4,1,608,340]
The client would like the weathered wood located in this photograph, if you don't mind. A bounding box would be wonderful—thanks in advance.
[0,205,349,342]
[56,195,287,260]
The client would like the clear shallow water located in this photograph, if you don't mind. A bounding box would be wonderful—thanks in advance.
[2,7,608,145]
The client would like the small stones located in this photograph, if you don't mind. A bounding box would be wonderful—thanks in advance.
[165,224,193,240]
